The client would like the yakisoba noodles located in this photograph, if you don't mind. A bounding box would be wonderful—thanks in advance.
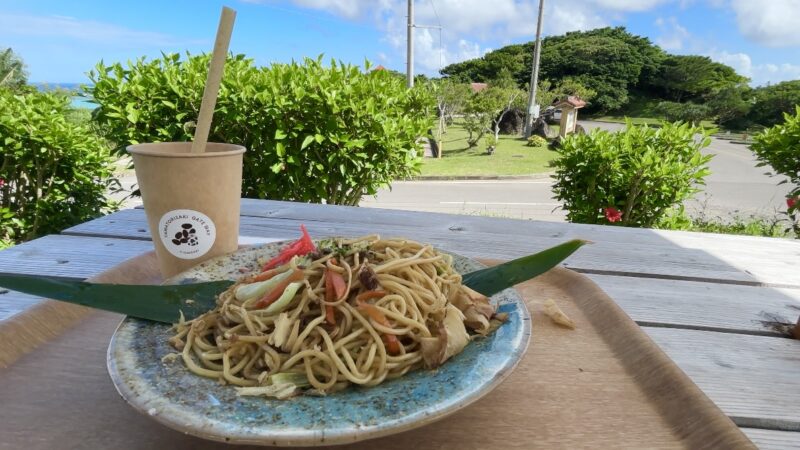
[169,232,506,398]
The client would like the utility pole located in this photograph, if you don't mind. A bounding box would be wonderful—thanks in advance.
[523,0,545,137]
[407,0,414,88]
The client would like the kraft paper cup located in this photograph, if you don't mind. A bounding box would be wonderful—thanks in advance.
[127,142,246,278]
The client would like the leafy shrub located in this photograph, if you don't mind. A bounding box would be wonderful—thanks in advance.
[656,206,788,238]
[0,88,118,243]
[551,122,713,227]
[751,106,800,238]
[657,101,711,125]
[483,134,498,149]
[89,54,434,205]
[526,135,547,147]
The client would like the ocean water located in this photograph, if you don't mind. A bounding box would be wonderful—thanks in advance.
[71,97,96,110]
[32,82,96,110]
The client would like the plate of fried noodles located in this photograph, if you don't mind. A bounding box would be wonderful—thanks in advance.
[108,229,531,446]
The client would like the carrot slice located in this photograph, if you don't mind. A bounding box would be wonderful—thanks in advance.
[356,290,386,302]
[323,259,347,325]
[251,267,283,282]
[357,300,401,355]
[254,269,304,309]
[324,270,336,325]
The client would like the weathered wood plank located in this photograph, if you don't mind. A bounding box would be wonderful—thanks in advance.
[243,199,800,250]
[0,291,45,322]
[0,235,153,280]
[65,208,786,286]
[8,230,797,335]
[645,327,800,430]
[242,200,800,286]
[741,428,800,450]
[587,274,800,336]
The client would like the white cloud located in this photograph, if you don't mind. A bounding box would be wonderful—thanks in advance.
[261,0,796,82]
[710,50,800,86]
[268,0,608,73]
[589,0,671,11]
[0,13,202,48]
[729,0,800,47]
[654,16,689,50]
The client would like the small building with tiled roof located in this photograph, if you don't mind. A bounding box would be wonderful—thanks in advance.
[552,95,586,137]
[470,82,488,93]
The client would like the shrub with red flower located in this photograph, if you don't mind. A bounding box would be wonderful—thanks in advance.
[604,207,623,223]
[788,197,797,210]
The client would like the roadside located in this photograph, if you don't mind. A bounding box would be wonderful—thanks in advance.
[362,121,791,224]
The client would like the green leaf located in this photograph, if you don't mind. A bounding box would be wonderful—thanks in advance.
[301,135,315,150]
[275,129,287,139]
[461,240,589,297]
[276,142,285,157]
[0,274,233,323]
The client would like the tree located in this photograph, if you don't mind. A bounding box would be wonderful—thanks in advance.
[462,86,525,147]
[651,55,747,102]
[658,101,711,125]
[431,79,472,145]
[0,48,28,88]
[748,80,800,127]
[442,27,666,112]
[490,67,519,90]
[707,86,751,127]
[537,78,596,108]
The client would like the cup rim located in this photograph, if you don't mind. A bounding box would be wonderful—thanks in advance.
[126,142,246,158]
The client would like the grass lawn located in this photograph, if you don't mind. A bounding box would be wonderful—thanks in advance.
[589,95,717,129]
[419,124,557,177]
[590,115,717,129]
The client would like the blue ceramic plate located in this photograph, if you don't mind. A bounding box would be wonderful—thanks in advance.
[107,240,531,446]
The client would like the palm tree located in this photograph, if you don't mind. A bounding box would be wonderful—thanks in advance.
[0,48,28,88]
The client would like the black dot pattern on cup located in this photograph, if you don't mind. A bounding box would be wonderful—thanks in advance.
[171,223,199,246]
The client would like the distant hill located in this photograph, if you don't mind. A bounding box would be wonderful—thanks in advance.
[440,27,746,114]
[31,82,84,92]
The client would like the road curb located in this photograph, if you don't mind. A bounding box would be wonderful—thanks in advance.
[406,172,555,181]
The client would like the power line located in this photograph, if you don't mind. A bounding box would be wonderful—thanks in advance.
[428,0,443,70]
[428,0,441,26]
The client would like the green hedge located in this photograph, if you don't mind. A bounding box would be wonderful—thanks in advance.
[551,122,713,227]
[751,106,800,238]
[0,88,118,244]
[89,54,434,205]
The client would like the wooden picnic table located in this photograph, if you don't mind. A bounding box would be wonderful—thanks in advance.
[1,199,798,449]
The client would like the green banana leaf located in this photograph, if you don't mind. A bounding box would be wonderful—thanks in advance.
[0,239,587,323]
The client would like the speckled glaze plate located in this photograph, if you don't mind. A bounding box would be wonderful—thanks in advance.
[107,240,531,447]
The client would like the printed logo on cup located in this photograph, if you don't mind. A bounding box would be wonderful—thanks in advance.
[158,209,216,259]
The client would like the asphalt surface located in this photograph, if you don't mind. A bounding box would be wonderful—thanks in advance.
[361,121,792,222]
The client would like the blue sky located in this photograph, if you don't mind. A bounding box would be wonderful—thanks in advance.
[1,0,799,86]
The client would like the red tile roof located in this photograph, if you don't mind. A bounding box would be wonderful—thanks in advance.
[470,82,488,93]
[552,95,587,108]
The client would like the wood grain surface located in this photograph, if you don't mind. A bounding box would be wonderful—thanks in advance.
[0,253,754,449]
[2,200,798,448]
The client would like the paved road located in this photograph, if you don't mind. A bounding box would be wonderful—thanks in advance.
[362,121,792,222]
